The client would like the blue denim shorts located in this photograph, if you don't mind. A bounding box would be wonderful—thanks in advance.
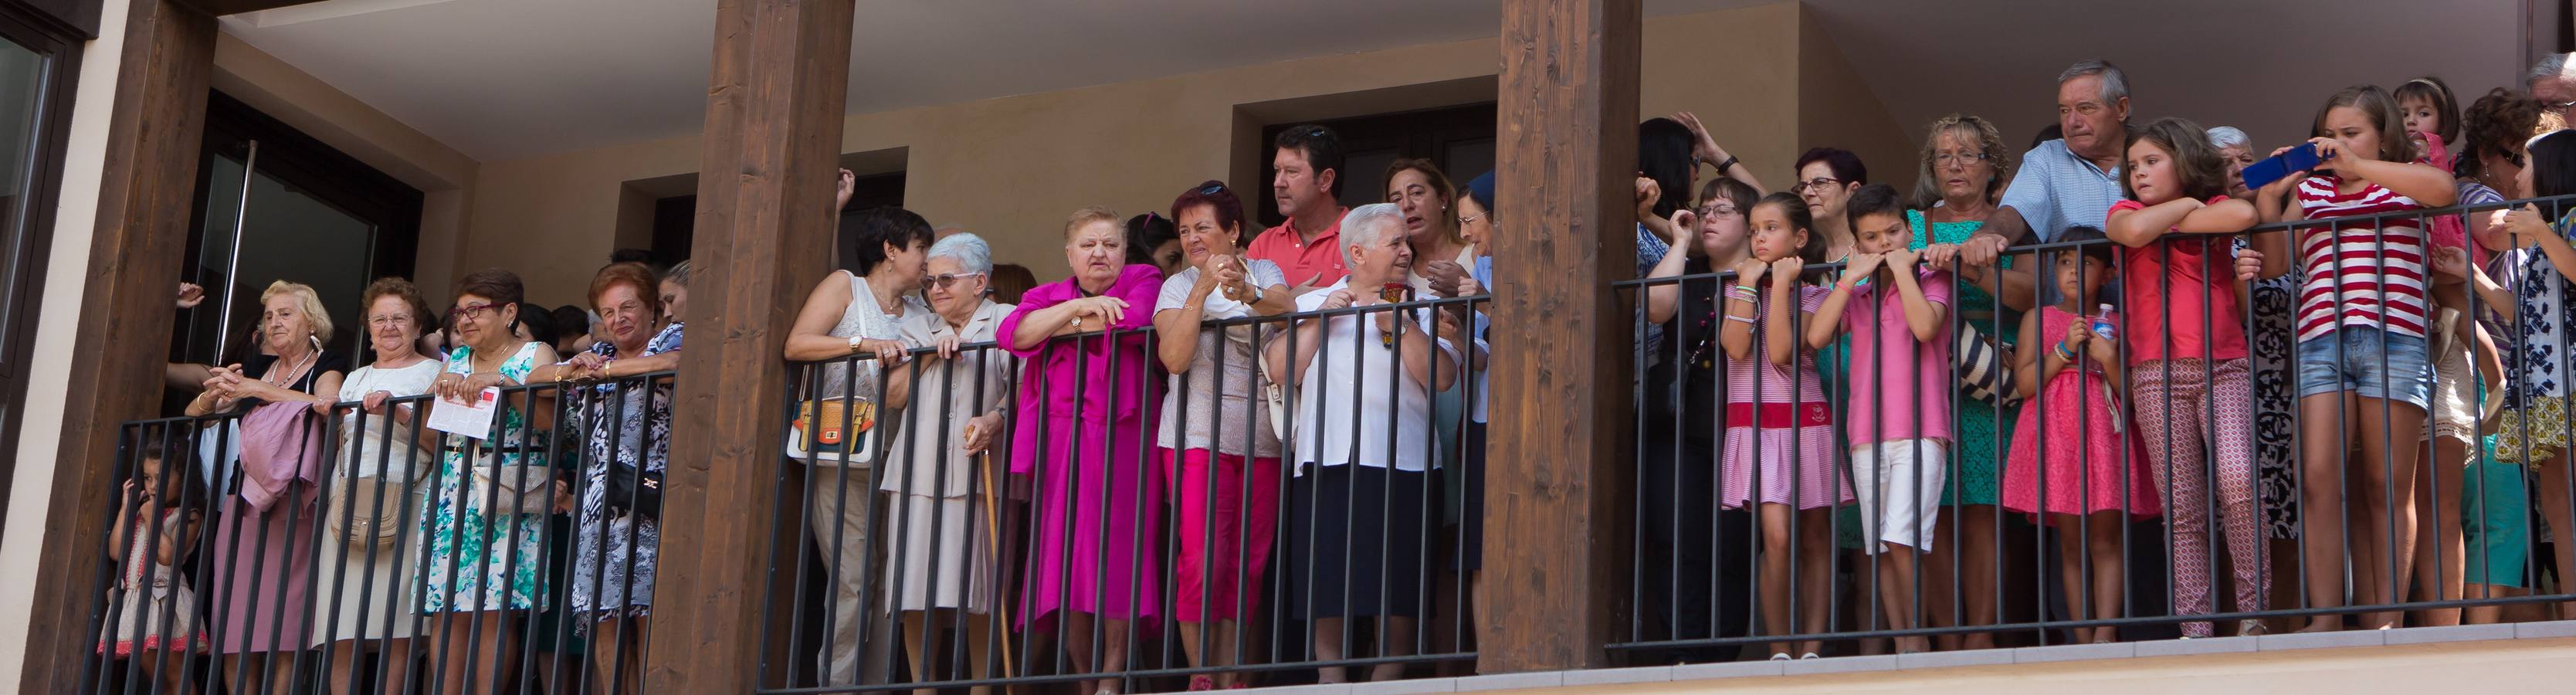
[2294,328,2434,411]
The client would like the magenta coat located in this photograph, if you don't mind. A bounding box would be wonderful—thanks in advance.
[999,263,1165,629]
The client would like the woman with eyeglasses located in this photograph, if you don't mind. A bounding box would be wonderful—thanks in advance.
[1901,114,2034,651]
[1002,205,1164,695]
[419,269,566,695]
[310,277,441,695]
[783,205,936,687]
[879,232,1015,693]
[1150,181,1292,690]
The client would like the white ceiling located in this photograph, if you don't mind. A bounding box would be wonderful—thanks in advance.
[219,0,2537,163]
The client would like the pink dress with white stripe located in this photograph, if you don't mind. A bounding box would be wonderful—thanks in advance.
[1720,283,1853,509]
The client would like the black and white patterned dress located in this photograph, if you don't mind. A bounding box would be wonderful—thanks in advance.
[568,322,682,618]
[2242,242,2302,540]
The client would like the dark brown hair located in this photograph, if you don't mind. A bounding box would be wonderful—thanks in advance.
[1169,180,1248,246]
[588,262,663,318]
[2312,85,2412,164]
[2124,117,2230,203]
[2458,87,2544,181]
[453,269,526,328]
[2394,76,2462,146]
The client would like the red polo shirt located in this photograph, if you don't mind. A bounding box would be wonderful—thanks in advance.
[1246,210,1348,288]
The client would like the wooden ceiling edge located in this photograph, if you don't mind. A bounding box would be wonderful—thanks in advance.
[176,0,330,18]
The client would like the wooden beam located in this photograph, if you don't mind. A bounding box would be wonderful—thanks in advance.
[646,0,853,691]
[1483,0,1640,674]
[172,0,324,16]
[14,0,216,693]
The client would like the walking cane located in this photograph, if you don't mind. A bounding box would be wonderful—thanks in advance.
[977,448,1019,687]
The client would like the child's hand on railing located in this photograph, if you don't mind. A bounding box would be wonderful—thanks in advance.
[2426,246,2469,279]
[2235,246,2270,280]
[1731,257,1769,286]
[1768,256,1804,290]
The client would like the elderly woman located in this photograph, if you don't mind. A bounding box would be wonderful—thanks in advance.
[1151,181,1293,690]
[534,263,683,694]
[1903,114,2033,651]
[1266,204,1461,683]
[881,232,1016,693]
[784,205,936,687]
[187,280,347,695]
[419,269,562,695]
[1002,206,1164,695]
[310,278,440,695]
[2209,126,2260,201]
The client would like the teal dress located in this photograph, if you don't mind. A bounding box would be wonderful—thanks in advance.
[419,342,552,613]
[1907,209,2015,508]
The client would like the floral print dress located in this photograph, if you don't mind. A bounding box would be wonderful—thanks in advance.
[419,341,550,613]
[568,323,681,618]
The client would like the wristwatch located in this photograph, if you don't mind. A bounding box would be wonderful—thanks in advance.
[846,334,866,353]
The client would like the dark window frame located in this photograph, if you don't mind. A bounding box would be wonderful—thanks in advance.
[0,0,89,537]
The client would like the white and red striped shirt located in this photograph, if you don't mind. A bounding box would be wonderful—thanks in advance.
[2293,175,2429,341]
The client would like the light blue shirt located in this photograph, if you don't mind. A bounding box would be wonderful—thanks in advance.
[1471,257,1495,423]
[1997,138,2124,242]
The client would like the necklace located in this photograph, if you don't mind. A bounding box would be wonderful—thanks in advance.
[265,346,318,390]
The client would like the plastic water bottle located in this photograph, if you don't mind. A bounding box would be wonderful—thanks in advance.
[2090,304,2117,341]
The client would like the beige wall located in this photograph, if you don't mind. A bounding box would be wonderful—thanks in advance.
[1515,637,2576,694]
[1793,2,1920,200]
[463,2,1843,305]
[0,0,131,686]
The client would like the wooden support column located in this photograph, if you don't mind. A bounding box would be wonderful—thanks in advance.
[15,1,216,693]
[1483,0,1640,674]
[647,0,852,691]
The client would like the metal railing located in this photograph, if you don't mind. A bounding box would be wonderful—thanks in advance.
[761,291,1489,693]
[1611,192,2576,659]
[81,371,673,695]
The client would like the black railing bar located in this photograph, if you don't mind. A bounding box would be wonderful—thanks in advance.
[750,651,1479,695]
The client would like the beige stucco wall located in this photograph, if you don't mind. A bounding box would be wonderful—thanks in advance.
[1792,2,1920,199]
[463,2,1826,306]
[0,0,131,687]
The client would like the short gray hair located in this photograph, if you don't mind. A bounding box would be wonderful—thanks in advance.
[2205,126,2251,151]
[2530,53,2574,89]
[1337,203,1404,259]
[927,232,993,274]
[2058,59,2130,105]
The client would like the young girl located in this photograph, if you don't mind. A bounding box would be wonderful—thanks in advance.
[1635,177,1763,659]
[2395,75,2500,627]
[1807,184,1951,655]
[98,442,209,694]
[2103,117,2269,638]
[1716,191,1849,659]
[2255,85,2461,632]
[2003,225,2160,645]
[2490,129,2576,626]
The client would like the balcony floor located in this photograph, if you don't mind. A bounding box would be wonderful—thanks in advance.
[1246,621,2576,693]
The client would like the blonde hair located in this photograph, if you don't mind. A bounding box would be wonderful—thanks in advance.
[1913,114,2013,208]
[259,280,334,344]
[1064,205,1121,240]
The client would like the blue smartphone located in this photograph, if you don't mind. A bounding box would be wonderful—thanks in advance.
[2239,142,2327,192]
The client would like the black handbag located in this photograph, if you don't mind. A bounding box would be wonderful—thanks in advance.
[605,463,662,519]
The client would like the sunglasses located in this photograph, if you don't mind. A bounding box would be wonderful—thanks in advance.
[1198,182,1226,195]
[924,272,985,290]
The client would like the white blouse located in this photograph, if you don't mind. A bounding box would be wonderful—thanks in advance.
[1289,278,1459,473]
[335,358,443,480]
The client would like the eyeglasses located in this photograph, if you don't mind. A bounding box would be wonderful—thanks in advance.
[366,314,415,327]
[448,303,499,320]
[1790,177,1843,195]
[1693,204,1741,219]
[1198,183,1226,195]
[1933,151,1990,166]
[924,273,986,290]
[2551,100,2576,115]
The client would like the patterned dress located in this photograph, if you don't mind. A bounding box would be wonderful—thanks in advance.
[1909,210,2015,507]
[419,341,550,613]
[2241,237,2303,539]
[568,323,681,618]
[2497,212,2576,464]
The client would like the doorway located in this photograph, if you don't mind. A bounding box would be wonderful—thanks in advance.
[1256,103,1496,227]
[170,91,423,372]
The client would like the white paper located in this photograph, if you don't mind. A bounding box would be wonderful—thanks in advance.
[427,386,501,440]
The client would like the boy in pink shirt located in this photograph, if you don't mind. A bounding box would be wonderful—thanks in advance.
[1805,185,1952,655]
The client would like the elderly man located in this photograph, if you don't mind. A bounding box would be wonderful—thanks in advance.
[1948,59,2132,269]
[2530,53,2576,122]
